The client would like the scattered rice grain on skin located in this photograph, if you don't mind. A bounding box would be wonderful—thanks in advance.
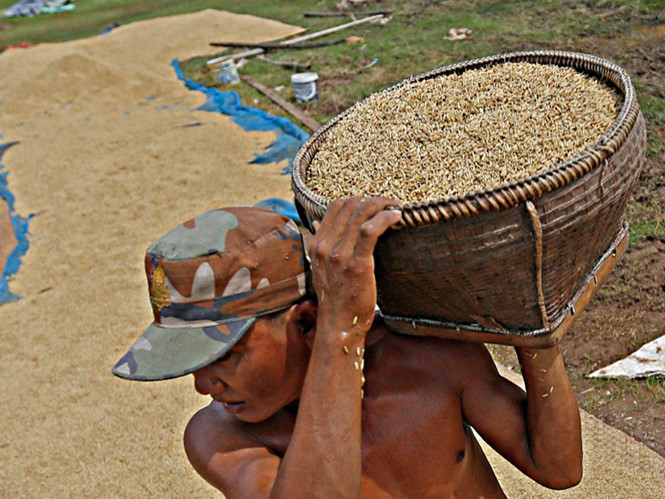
[306,63,622,202]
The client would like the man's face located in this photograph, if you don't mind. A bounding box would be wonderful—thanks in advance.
[192,312,309,423]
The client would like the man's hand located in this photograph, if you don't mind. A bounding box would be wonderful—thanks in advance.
[307,197,402,338]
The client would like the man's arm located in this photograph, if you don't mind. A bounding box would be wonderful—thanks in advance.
[271,198,401,498]
[185,330,368,499]
[459,343,583,490]
[186,198,401,499]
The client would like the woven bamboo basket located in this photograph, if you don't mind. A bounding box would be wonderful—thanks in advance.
[292,50,647,346]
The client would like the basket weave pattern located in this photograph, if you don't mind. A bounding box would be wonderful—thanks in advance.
[292,51,647,338]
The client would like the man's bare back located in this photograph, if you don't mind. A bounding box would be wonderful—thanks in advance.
[183,198,582,499]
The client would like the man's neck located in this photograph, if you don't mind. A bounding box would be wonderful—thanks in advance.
[366,314,389,348]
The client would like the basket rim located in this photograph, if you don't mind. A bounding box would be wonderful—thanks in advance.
[291,49,640,227]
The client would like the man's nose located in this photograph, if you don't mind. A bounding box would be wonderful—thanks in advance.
[193,365,226,395]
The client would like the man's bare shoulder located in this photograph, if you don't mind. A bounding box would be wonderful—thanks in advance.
[185,402,295,457]
[379,324,500,388]
[184,402,298,495]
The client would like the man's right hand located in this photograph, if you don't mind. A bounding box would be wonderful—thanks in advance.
[307,197,402,339]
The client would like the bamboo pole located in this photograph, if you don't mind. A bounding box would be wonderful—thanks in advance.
[206,14,385,67]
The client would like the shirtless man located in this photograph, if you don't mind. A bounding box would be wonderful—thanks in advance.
[113,198,582,499]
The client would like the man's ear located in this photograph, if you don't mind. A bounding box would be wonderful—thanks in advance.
[291,300,317,349]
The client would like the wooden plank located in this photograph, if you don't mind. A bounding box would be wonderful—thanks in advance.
[241,75,321,132]
[210,39,344,50]
[303,10,392,17]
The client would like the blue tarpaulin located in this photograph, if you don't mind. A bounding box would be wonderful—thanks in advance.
[0,141,31,304]
[171,60,310,174]
[171,60,308,223]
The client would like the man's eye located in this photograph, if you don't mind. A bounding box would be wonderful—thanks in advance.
[216,351,232,363]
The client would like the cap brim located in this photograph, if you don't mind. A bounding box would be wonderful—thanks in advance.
[112,316,255,381]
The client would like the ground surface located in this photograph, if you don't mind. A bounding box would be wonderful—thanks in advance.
[0,11,303,498]
[0,1,663,496]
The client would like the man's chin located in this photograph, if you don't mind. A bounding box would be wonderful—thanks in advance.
[210,398,285,423]
[221,403,273,424]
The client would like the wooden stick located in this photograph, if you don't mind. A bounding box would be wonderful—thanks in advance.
[210,39,344,50]
[599,6,627,19]
[303,10,392,17]
[256,55,311,70]
[241,75,321,132]
[206,14,384,67]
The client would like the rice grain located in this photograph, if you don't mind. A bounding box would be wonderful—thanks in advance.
[306,62,622,203]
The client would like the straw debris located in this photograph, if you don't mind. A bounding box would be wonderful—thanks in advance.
[306,62,622,202]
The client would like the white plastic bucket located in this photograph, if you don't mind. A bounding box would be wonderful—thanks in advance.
[213,60,240,86]
[291,72,319,103]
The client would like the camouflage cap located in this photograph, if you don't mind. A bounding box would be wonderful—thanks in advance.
[112,207,307,381]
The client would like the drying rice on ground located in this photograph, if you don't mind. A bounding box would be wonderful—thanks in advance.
[307,62,622,202]
[0,11,302,499]
[1,12,664,498]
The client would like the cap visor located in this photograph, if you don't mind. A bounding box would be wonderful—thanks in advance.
[112,317,255,381]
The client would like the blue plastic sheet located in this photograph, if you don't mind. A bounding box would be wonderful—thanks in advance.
[171,60,310,174]
[252,198,300,222]
[0,141,31,305]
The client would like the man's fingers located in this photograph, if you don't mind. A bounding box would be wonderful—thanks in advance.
[315,199,342,232]
[310,200,356,263]
[331,198,400,256]
[354,209,402,256]
[313,197,392,244]
[309,197,401,266]
[341,198,400,240]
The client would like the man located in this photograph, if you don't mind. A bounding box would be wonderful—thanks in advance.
[113,198,583,499]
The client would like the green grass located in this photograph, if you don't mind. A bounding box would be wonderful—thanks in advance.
[587,374,665,406]
[645,375,665,403]
[646,137,665,157]
[626,200,665,245]
[629,217,665,245]
[635,81,665,126]
[589,377,642,401]
[641,94,665,125]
